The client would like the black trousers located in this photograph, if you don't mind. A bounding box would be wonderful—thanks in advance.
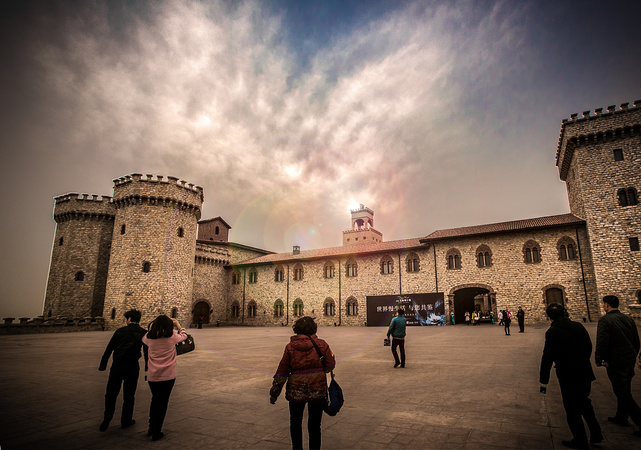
[558,378,601,443]
[289,400,324,450]
[607,365,641,426]
[518,319,525,332]
[104,364,139,424]
[148,379,176,435]
[392,338,405,367]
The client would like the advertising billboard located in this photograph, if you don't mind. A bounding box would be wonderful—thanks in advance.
[366,293,445,327]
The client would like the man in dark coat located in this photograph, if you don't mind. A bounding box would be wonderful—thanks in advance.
[98,309,147,431]
[517,307,525,333]
[540,303,602,449]
[595,295,641,437]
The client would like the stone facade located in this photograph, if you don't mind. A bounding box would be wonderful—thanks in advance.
[43,100,641,328]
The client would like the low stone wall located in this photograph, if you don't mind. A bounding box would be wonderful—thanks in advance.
[0,317,105,335]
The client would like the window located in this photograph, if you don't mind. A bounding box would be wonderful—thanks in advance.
[171,308,178,319]
[523,240,541,264]
[618,187,639,207]
[557,237,577,261]
[293,264,304,281]
[324,262,335,279]
[293,299,304,317]
[324,298,336,316]
[58,237,64,246]
[247,301,257,317]
[178,227,184,238]
[476,245,492,268]
[215,226,220,235]
[406,253,420,273]
[75,271,84,281]
[232,271,240,285]
[248,269,258,284]
[274,299,284,317]
[274,267,284,282]
[231,302,240,318]
[120,224,126,235]
[613,148,624,161]
[346,297,358,316]
[380,255,394,274]
[346,258,358,277]
[630,237,640,252]
[143,262,151,273]
[446,249,461,270]
[111,308,116,320]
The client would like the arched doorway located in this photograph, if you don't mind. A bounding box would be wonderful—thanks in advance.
[192,301,211,325]
[545,287,564,306]
[451,285,493,324]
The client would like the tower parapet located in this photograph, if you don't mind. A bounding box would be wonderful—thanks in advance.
[343,204,383,246]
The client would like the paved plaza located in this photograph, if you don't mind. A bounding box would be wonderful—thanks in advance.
[1,322,641,449]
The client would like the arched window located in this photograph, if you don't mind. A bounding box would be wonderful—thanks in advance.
[293,299,304,317]
[628,187,639,205]
[446,249,461,270]
[324,261,335,279]
[293,264,304,281]
[476,245,492,268]
[346,297,358,316]
[324,298,336,316]
[142,262,151,273]
[406,253,420,273]
[274,299,284,317]
[231,302,240,318]
[248,269,258,284]
[523,240,541,264]
[75,271,84,281]
[274,266,284,282]
[346,258,358,277]
[247,301,257,318]
[232,271,240,285]
[557,237,577,261]
[380,255,394,274]
[618,187,639,207]
[178,227,184,238]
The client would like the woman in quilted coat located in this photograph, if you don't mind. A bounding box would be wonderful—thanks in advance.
[270,316,336,449]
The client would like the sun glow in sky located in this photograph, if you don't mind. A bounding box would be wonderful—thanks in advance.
[0,0,640,317]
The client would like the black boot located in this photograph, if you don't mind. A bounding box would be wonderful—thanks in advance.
[99,415,112,432]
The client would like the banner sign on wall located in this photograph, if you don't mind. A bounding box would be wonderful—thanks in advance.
[366,293,445,327]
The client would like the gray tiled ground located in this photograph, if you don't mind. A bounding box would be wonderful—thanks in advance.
[1,323,640,449]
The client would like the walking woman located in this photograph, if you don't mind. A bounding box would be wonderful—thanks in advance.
[503,310,511,336]
[270,316,336,449]
[142,315,188,441]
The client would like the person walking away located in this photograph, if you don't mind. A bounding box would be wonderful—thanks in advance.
[270,316,336,450]
[504,311,511,336]
[517,307,525,333]
[498,310,504,326]
[387,308,407,367]
[465,311,470,326]
[142,315,188,441]
[540,303,602,449]
[595,295,641,438]
[98,309,147,432]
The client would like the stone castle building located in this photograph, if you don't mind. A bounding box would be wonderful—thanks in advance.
[44,100,641,329]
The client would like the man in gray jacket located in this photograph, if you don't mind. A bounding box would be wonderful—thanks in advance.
[595,295,641,438]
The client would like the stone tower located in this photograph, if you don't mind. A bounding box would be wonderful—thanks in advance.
[102,174,203,329]
[44,193,115,318]
[556,100,641,312]
[342,204,383,246]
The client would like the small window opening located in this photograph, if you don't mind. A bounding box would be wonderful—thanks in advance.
[143,262,151,273]
[75,271,84,281]
[613,149,624,161]
[121,224,126,235]
[59,237,64,246]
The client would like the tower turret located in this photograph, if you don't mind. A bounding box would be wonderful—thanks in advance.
[342,204,383,246]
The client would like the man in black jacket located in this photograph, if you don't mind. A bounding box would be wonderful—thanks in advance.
[540,303,602,449]
[98,309,147,432]
[595,295,641,437]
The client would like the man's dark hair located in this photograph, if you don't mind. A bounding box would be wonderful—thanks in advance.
[545,303,566,322]
[397,308,405,315]
[124,309,141,323]
[147,315,174,339]
[293,316,317,336]
[603,295,619,308]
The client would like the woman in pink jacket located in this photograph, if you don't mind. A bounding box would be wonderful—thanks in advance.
[142,315,187,441]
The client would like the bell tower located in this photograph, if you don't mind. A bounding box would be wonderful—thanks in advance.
[342,204,383,246]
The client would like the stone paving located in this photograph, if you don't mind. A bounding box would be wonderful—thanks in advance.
[1,322,641,449]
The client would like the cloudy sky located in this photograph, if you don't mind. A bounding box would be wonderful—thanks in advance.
[1,0,639,318]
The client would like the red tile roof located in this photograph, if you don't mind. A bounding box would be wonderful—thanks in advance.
[234,238,425,266]
[420,213,585,242]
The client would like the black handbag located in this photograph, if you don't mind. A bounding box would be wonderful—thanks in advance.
[176,334,195,355]
[308,336,344,416]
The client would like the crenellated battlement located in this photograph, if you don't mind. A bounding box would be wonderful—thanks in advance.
[555,99,641,180]
[52,193,116,223]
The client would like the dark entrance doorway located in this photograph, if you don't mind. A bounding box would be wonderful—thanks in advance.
[453,287,491,324]
[545,288,564,306]
[192,301,210,325]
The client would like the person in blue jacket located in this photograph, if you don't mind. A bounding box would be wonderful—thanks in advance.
[387,308,407,368]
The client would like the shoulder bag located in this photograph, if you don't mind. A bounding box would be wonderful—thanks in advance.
[308,336,344,416]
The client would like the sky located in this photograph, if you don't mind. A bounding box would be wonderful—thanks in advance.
[1,0,640,318]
